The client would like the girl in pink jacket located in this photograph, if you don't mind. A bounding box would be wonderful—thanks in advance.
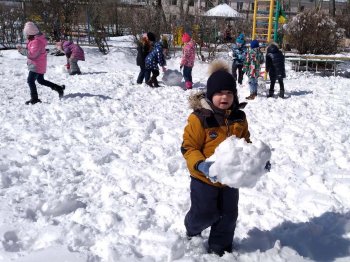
[61,41,85,75]
[17,22,65,105]
[180,33,196,90]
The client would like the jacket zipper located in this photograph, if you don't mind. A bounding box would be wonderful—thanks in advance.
[225,110,231,137]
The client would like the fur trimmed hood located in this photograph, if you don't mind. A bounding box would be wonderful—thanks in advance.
[188,91,212,111]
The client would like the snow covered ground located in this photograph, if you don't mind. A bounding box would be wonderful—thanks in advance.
[0,36,349,262]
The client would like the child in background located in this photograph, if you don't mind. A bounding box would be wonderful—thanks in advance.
[161,34,170,59]
[231,34,247,85]
[265,42,286,98]
[145,35,166,88]
[136,33,152,84]
[181,60,250,256]
[61,40,85,75]
[180,33,196,90]
[17,21,65,105]
[243,39,264,100]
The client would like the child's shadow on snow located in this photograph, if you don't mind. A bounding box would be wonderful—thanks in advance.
[192,82,206,89]
[80,72,107,75]
[238,211,350,262]
[289,90,313,96]
[63,93,112,100]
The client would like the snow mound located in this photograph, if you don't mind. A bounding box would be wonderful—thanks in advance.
[208,136,271,188]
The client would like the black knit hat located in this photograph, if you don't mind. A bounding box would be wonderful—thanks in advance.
[147,32,156,42]
[206,70,237,102]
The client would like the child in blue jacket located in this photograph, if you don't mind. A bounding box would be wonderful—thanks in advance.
[231,34,247,85]
[145,40,166,88]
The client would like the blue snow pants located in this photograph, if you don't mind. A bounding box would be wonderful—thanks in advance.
[185,177,239,254]
[248,77,258,94]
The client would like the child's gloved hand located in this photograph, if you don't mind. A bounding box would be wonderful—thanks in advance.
[198,161,217,182]
[180,65,183,70]
[65,64,70,70]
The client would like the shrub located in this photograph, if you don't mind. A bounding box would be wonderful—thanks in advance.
[285,9,344,54]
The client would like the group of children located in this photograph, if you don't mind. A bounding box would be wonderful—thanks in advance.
[136,30,285,100]
[231,33,286,99]
[17,21,85,105]
[136,31,196,90]
[136,32,166,87]
[18,22,281,257]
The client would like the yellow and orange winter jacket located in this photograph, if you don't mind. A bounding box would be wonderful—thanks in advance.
[181,92,250,187]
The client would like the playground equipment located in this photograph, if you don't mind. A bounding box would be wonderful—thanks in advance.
[252,0,286,43]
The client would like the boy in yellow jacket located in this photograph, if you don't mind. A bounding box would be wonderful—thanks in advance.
[181,60,250,256]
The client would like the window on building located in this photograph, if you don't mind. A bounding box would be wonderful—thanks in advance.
[251,3,254,11]
[236,2,243,11]
[189,0,194,6]
[171,0,177,5]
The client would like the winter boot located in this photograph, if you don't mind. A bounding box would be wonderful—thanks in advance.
[151,75,160,88]
[145,79,153,87]
[25,91,41,105]
[185,81,193,90]
[58,85,65,98]
[52,85,65,98]
[25,98,42,105]
[69,71,82,76]
[279,88,285,98]
[208,244,232,257]
[186,231,201,240]
[267,89,274,98]
[246,93,256,100]
[207,247,224,257]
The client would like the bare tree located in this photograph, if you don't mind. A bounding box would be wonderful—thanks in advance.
[0,5,23,49]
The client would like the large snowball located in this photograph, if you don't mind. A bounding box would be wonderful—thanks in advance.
[207,136,271,188]
[162,69,183,86]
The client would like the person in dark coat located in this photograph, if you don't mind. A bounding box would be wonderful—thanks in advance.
[265,43,286,98]
[136,33,152,84]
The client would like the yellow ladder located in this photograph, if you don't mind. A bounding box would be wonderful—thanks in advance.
[252,0,275,43]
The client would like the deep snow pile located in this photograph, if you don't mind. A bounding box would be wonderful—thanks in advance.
[0,36,349,262]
